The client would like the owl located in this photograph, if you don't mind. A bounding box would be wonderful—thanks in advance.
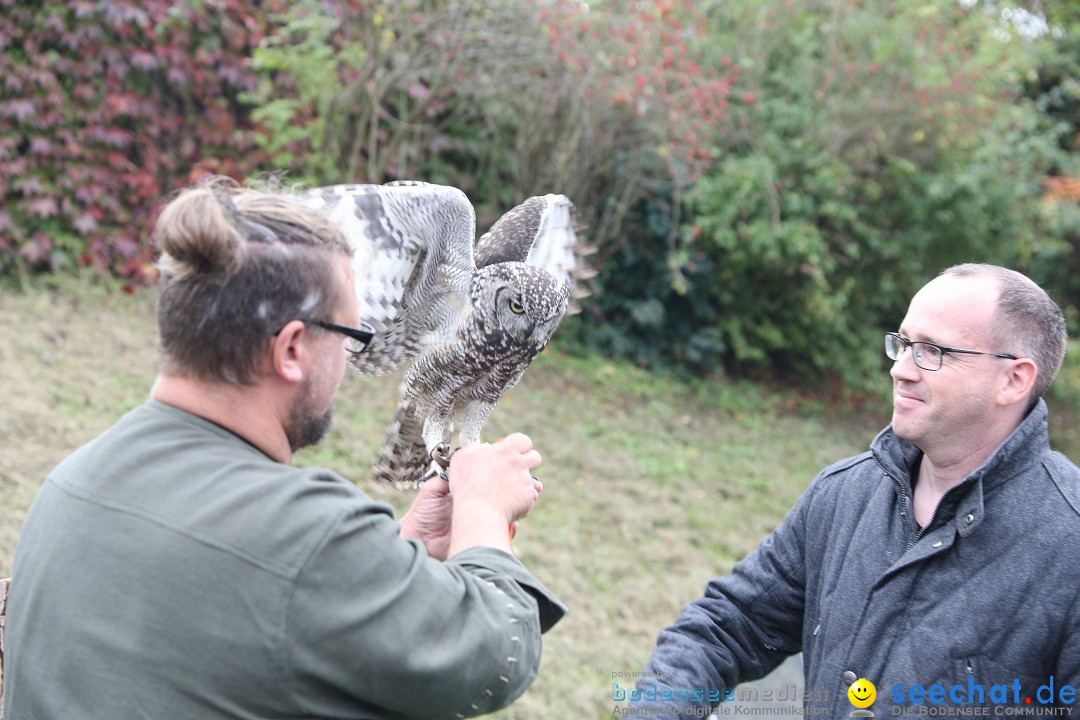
[300,182,594,485]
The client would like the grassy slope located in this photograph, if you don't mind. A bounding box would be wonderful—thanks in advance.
[11,277,1068,717]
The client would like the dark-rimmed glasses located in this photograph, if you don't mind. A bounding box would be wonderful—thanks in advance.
[884,332,1016,372]
[305,319,375,355]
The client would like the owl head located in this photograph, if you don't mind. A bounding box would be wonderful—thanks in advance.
[471,263,571,346]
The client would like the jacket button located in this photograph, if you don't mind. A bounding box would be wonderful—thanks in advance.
[843,670,858,686]
[966,513,975,524]
[932,541,943,548]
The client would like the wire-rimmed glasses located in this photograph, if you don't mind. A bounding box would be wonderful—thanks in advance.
[884,332,1016,372]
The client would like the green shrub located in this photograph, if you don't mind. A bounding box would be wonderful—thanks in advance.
[590,0,1072,393]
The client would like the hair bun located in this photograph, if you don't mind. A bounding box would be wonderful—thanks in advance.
[155,184,247,281]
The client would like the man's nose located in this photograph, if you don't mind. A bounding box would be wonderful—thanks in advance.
[889,345,921,381]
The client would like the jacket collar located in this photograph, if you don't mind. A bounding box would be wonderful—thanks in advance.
[871,399,1051,533]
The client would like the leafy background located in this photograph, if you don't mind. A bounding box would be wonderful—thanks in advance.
[3,0,1079,397]
[3,1,1080,716]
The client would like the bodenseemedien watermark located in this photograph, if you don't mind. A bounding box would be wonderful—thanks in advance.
[611,680,831,717]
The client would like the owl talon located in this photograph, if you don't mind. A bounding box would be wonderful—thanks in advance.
[416,467,448,485]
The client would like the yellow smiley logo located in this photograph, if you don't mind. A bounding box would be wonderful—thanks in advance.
[848,678,876,708]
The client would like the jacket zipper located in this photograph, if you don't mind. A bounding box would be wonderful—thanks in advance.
[885,469,925,550]
[910,502,938,549]
[885,466,974,550]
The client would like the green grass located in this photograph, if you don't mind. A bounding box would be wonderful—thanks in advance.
[3,276,1077,718]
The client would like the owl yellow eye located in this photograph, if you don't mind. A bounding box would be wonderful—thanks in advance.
[508,299,525,314]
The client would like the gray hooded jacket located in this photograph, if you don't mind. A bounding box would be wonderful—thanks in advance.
[632,399,1080,716]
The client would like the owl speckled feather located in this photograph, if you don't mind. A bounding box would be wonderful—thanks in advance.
[299,181,593,485]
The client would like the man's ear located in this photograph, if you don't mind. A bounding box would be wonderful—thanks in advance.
[269,320,308,385]
[998,357,1038,408]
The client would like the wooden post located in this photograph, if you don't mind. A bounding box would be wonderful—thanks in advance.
[0,577,8,720]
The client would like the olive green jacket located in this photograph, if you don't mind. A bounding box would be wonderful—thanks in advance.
[4,401,565,719]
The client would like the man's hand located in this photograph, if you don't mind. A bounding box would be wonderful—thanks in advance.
[399,475,454,561]
[446,433,544,558]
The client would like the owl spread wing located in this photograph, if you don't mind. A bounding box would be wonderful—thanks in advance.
[474,194,596,314]
[301,182,595,486]
[299,181,477,376]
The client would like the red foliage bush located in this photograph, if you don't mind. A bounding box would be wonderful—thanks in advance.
[0,0,734,282]
[0,0,269,281]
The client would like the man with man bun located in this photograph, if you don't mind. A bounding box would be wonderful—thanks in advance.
[3,178,565,719]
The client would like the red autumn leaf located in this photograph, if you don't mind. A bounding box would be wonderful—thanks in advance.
[166,67,188,86]
[73,1,96,18]
[110,235,139,258]
[105,150,130,168]
[75,184,101,204]
[3,99,35,121]
[29,137,54,155]
[72,213,99,234]
[27,196,60,219]
[17,176,44,196]
[104,128,131,147]
[18,239,49,266]
[130,50,158,71]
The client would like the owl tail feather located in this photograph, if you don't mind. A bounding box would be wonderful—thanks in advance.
[372,398,432,487]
